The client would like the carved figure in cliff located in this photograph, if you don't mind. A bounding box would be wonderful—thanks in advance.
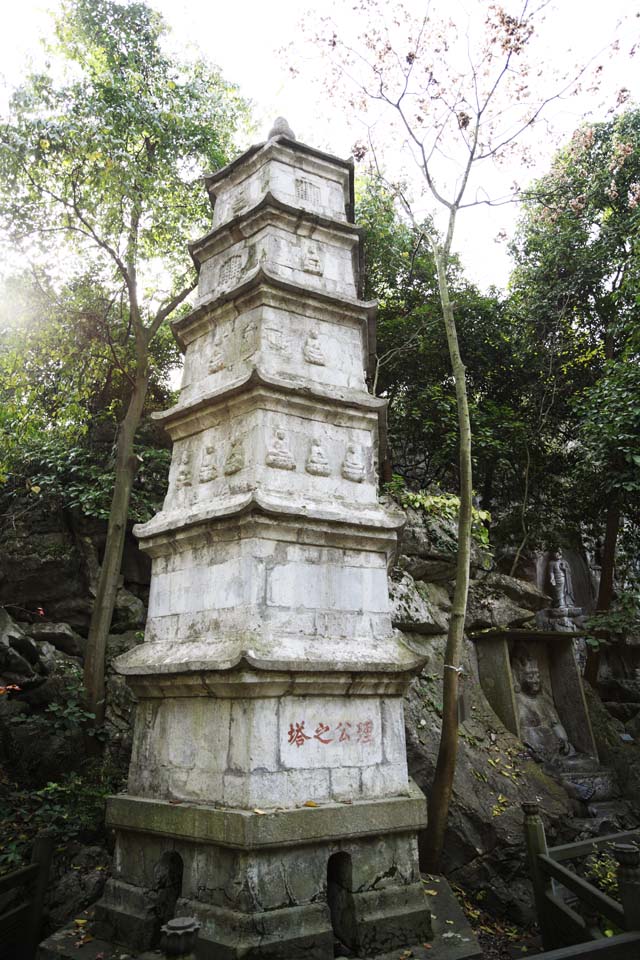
[512,647,576,764]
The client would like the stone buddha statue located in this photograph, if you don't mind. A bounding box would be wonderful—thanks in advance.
[548,549,573,610]
[199,444,218,484]
[512,648,576,765]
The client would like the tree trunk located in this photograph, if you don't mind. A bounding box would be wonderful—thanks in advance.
[584,504,620,688]
[421,247,473,873]
[83,370,149,726]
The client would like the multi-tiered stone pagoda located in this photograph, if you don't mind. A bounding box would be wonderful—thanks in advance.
[96,119,431,959]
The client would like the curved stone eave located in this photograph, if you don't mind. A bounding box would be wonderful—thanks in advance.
[114,642,426,680]
[202,135,354,199]
[189,190,362,271]
[133,491,405,548]
[151,363,385,432]
[171,268,377,351]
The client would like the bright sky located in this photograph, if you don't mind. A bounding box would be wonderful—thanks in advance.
[1,0,638,291]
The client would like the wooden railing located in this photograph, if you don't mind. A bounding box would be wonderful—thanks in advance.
[0,834,54,960]
[522,800,640,957]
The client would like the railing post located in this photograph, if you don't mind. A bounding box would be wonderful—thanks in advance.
[160,916,201,959]
[613,843,640,931]
[522,800,556,949]
[24,832,54,960]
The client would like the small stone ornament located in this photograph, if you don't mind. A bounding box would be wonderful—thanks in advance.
[198,444,217,483]
[159,916,200,958]
[306,439,330,476]
[224,438,244,476]
[268,116,296,140]
[266,428,296,470]
[176,450,192,488]
[341,444,365,482]
[303,329,325,366]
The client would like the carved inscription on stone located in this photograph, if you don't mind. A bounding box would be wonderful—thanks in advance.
[176,449,192,488]
[224,438,244,476]
[266,428,296,471]
[295,178,320,205]
[306,440,330,477]
[219,254,243,288]
[303,329,325,366]
[198,444,217,484]
[342,444,365,482]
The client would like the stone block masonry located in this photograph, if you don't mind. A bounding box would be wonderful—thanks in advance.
[94,118,431,959]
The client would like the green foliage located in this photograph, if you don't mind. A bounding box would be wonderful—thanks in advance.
[585,587,640,648]
[0,763,125,874]
[0,0,248,283]
[507,108,640,545]
[386,475,492,548]
[0,429,170,523]
[584,849,619,898]
[358,176,512,499]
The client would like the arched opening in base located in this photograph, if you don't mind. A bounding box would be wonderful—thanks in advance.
[327,851,356,956]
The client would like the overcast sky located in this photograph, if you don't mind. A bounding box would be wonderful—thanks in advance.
[1,0,638,291]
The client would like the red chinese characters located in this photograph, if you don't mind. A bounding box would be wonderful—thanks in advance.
[286,719,374,748]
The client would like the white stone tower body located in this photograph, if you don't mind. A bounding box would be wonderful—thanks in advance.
[97,123,431,959]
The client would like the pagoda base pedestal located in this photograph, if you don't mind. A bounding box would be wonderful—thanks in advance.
[94,789,431,959]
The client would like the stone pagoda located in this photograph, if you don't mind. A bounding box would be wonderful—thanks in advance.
[96,119,431,959]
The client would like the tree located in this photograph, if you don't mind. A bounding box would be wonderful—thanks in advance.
[308,0,622,870]
[0,269,175,527]
[0,0,248,723]
[509,109,640,678]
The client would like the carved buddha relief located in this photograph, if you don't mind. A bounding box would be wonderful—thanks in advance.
[341,444,365,483]
[306,439,330,477]
[303,329,325,366]
[266,428,296,471]
[176,449,193,489]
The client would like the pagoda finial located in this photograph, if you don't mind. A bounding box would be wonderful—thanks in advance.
[268,116,296,141]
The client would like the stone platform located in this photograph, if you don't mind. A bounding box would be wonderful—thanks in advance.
[38,877,481,960]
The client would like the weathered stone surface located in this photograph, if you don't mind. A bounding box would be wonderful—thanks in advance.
[389,571,448,635]
[0,607,37,682]
[477,572,549,611]
[27,621,84,657]
[47,844,112,929]
[112,587,146,632]
[465,579,535,632]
